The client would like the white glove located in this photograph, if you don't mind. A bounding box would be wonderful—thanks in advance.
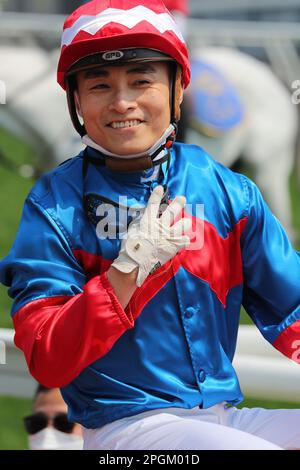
[111,185,191,287]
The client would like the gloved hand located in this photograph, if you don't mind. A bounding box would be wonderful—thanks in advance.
[111,185,191,287]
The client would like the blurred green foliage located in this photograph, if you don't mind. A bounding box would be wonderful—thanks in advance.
[0,129,38,328]
[0,395,31,450]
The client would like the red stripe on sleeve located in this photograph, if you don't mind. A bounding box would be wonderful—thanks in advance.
[13,272,134,388]
[273,320,300,364]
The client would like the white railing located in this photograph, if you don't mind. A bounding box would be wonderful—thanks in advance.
[189,0,300,14]
[0,328,36,397]
[1,326,300,402]
[0,13,299,86]
[186,19,300,86]
[234,325,300,402]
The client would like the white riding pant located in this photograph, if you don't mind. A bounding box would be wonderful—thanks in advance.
[83,403,300,450]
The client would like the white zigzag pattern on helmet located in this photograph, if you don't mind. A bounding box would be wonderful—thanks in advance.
[61,5,185,48]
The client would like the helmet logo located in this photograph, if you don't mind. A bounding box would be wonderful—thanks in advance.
[102,50,124,61]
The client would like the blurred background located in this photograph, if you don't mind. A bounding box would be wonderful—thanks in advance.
[0,0,299,450]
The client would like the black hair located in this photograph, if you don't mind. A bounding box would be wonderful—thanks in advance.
[34,383,52,400]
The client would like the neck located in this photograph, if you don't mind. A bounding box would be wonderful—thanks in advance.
[81,124,176,173]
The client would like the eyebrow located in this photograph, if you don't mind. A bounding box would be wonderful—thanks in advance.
[83,64,157,79]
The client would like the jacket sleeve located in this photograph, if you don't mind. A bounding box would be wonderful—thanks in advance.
[240,175,300,364]
[0,195,134,387]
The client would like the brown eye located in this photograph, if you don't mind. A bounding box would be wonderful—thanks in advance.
[91,83,109,90]
[136,80,150,85]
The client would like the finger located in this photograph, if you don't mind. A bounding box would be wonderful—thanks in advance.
[160,195,186,227]
[141,185,164,226]
[165,233,190,250]
[180,235,191,248]
[169,217,192,237]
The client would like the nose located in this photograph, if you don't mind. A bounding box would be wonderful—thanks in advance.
[108,88,138,114]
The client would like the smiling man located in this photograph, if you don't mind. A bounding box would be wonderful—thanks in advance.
[1,0,300,451]
[74,61,172,156]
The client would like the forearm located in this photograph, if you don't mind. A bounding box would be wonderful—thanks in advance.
[13,272,136,387]
[107,266,138,309]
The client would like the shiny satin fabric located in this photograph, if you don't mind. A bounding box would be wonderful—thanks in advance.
[0,143,299,429]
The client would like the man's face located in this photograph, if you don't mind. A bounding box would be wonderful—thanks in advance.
[75,61,171,155]
[34,388,82,437]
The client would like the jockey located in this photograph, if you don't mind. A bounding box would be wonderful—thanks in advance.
[1,0,300,451]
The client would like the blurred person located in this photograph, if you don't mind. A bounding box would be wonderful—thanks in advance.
[0,0,300,450]
[24,384,83,450]
[184,47,299,242]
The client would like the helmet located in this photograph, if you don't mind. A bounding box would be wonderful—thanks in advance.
[57,0,190,90]
[57,0,190,137]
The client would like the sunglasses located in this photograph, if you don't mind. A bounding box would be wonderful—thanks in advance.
[23,412,76,435]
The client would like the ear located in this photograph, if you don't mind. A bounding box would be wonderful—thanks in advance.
[173,68,184,122]
[74,90,83,117]
[179,88,184,105]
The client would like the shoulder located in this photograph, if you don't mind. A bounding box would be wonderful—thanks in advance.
[171,142,251,235]
[23,153,85,245]
[172,142,246,196]
[28,153,84,206]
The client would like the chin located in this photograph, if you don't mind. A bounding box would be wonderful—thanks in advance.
[118,148,149,155]
[111,143,154,156]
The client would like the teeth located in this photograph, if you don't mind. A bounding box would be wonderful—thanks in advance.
[111,120,141,129]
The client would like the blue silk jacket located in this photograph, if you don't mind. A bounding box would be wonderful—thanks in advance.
[1,143,299,429]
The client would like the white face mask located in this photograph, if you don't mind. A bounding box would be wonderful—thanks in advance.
[82,123,175,160]
[28,427,83,450]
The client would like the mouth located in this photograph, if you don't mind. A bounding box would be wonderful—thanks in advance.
[107,119,144,129]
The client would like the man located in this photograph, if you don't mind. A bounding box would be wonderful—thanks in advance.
[0,0,299,450]
[24,385,83,450]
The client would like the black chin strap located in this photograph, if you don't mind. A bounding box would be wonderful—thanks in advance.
[80,122,177,173]
[82,143,173,180]
[66,75,86,137]
[107,123,176,172]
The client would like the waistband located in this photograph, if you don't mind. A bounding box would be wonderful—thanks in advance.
[83,402,228,433]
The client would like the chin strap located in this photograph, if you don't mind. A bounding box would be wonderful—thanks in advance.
[81,124,177,172]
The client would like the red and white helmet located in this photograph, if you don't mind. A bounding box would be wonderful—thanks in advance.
[57,0,190,91]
